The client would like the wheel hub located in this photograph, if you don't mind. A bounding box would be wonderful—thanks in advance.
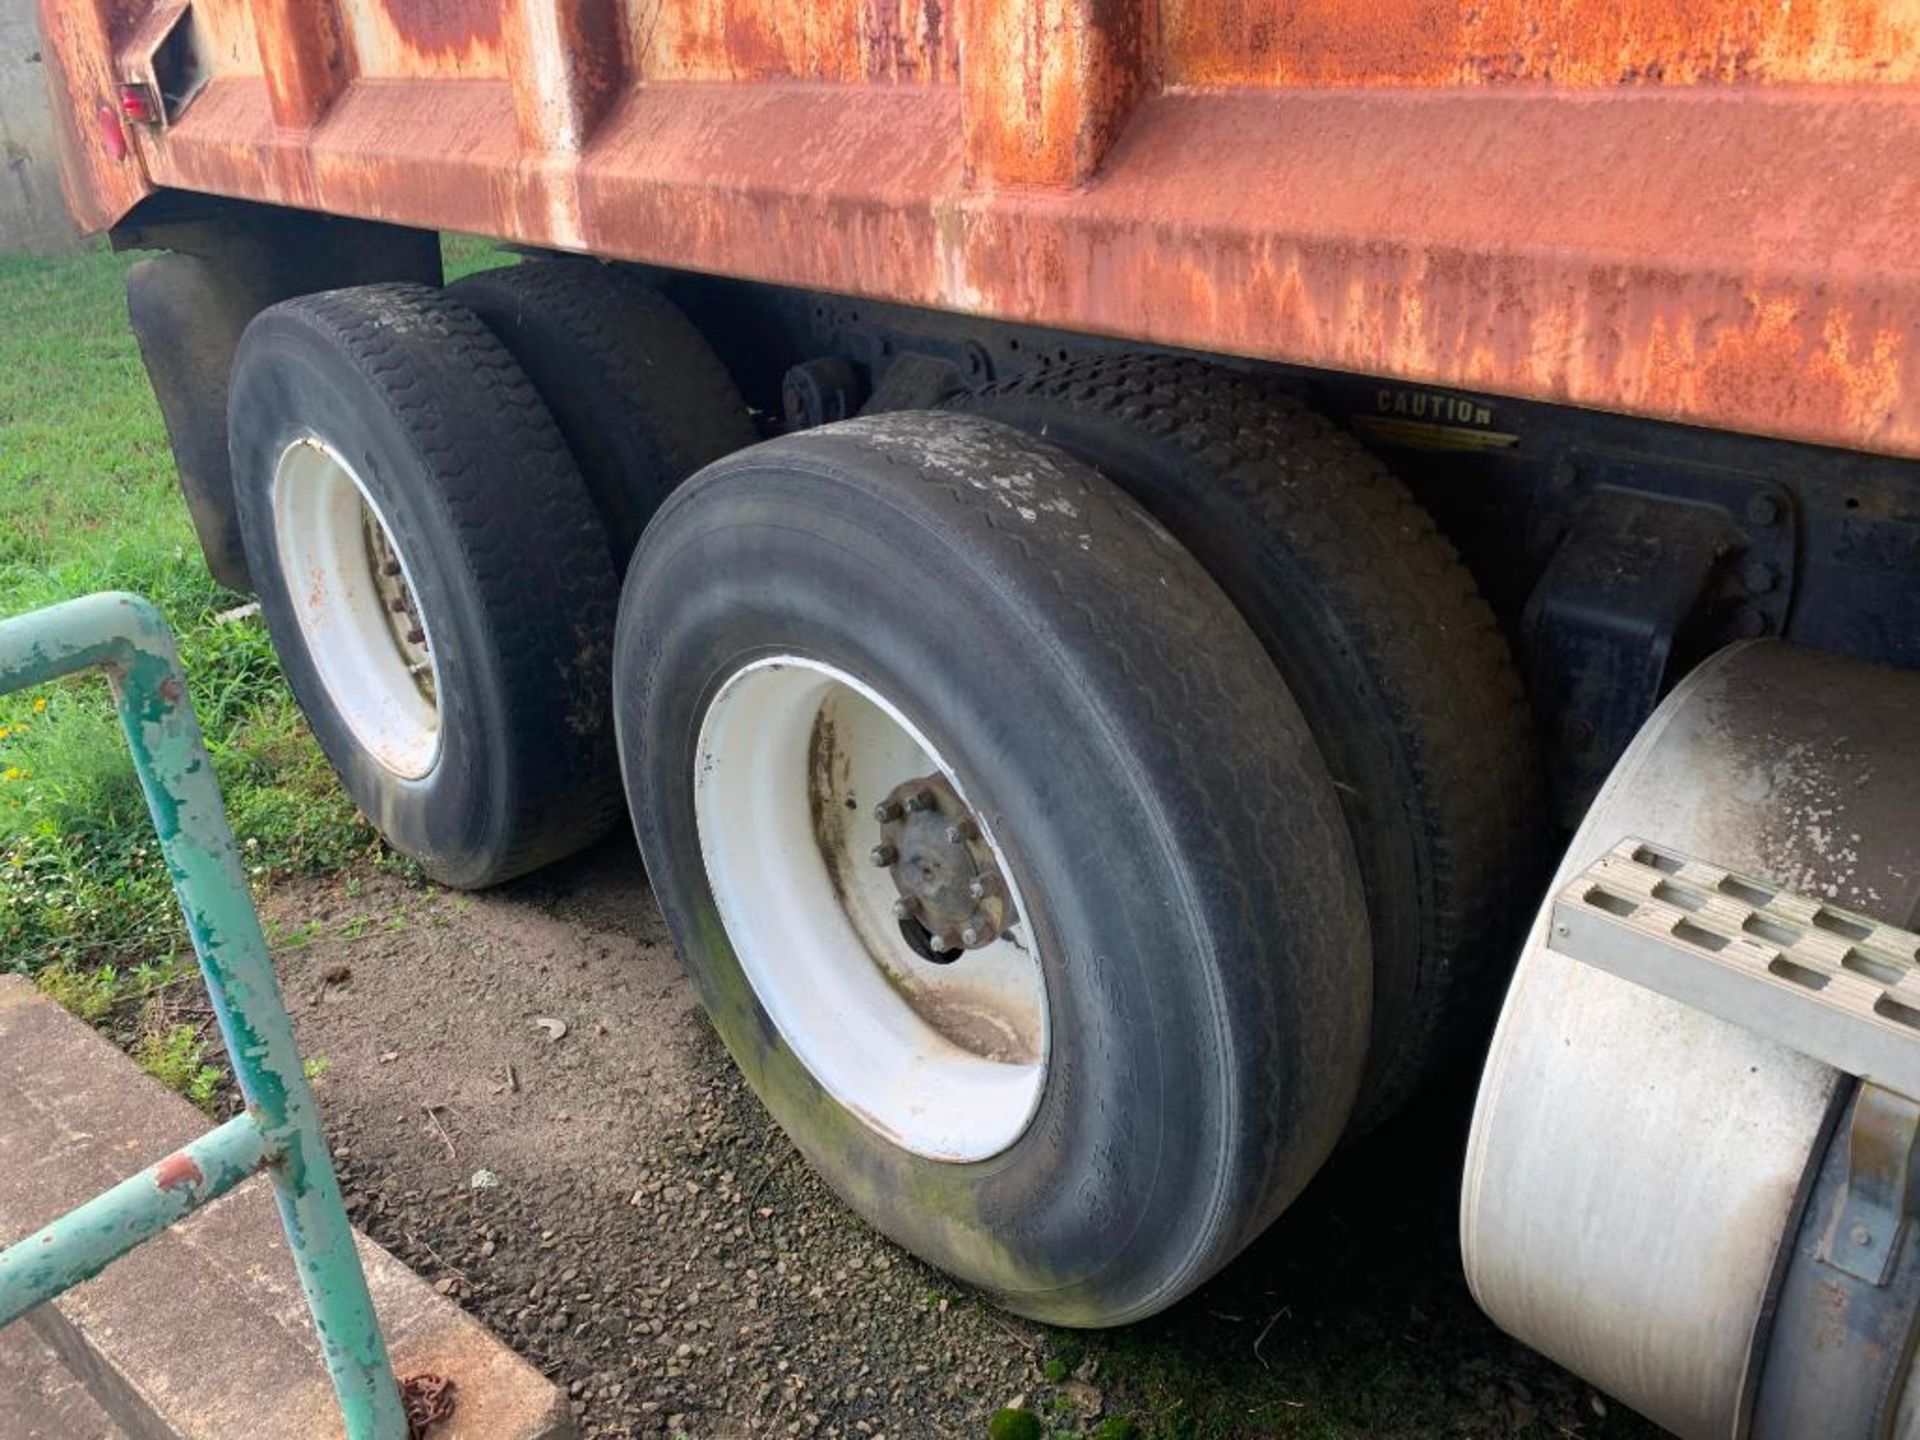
[695,656,1048,1160]
[362,503,434,705]
[872,773,1016,960]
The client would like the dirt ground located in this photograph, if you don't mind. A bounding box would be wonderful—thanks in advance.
[265,839,1660,1440]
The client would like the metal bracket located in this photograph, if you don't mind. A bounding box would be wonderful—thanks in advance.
[1547,840,1920,1101]
[1819,1084,1920,1285]
[1519,471,1795,828]
[1751,1082,1920,1439]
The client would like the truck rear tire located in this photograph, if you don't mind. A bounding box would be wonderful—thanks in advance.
[229,283,622,888]
[447,259,759,565]
[614,410,1371,1325]
[954,356,1538,1128]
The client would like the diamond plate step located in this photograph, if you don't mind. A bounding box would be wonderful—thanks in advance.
[1549,839,1920,1098]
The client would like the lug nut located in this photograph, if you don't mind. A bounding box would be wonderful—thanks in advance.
[960,924,982,947]
[945,822,978,844]
[967,874,993,900]
[873,799,903,824]
[904,789,935,813]
[870,842,898,868]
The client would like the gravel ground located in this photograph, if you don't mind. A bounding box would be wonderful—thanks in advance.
[264,840,1663,1440]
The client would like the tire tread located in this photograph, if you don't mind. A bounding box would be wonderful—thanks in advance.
[247,282,623,885]
[955,355,1540,1125]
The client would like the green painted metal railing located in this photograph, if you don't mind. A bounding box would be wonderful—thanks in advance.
[0,592,406,1438]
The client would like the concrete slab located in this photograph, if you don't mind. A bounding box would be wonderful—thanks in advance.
[0,976,573,1440]
[0,1312,129,1439]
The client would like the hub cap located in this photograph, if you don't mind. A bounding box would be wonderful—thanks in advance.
[694,657,1048,1162]
[272,436,442,779]
[872,774,1018,961]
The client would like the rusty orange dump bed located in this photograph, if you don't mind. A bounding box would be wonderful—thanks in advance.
[40,0,1920,457]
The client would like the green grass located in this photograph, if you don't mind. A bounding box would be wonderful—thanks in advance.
[134,1023,223,1110]
[441,233,504,280]
[0,239,514,1090]
[0,242,378,975]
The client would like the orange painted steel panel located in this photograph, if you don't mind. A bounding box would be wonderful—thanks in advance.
[253,0,356,130]
[961,0,1149,187]
[504,0,625,151]
[39,0,1920,460]
[34,0,148,232]
[348,0,508,78]
[1162,0,1920,88]
[636,0,958,83]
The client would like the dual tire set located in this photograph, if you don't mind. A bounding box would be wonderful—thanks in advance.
[228,266,1536,1324]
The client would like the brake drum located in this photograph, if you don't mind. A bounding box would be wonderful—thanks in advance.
[1462,640,1920,1440]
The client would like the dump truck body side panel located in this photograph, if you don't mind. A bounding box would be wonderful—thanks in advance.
[36,0,1920,460]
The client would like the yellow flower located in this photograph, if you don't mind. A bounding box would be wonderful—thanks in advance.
[31,697,46,714]
[2,767,24,782]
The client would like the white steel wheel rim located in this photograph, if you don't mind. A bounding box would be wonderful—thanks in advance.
[695,656,1049,1162]
[272,435,442,780]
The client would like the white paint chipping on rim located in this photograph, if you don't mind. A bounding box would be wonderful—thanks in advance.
[272,435,443,780]
[695,657,1049,1163]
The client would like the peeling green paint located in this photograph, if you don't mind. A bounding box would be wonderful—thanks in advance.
[0,594,406,1438]
[0,1111,273,1307]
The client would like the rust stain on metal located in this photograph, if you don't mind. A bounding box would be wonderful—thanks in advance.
[961,0,1148,187]
[505,0,626,153]
[351,0,507,78]
[142,76,1920,458]
[1162,0,1920,88]
[152,1150,203,1192]
[942,87,1920,454]
[252,0,355,131]
[54,0,1920,460]
[380,0,501,59]
[639,0,957,83]
[399,1371,457,1438]
[35,0,148,231]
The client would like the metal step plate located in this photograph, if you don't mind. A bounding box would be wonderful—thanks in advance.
[1549,840,1920,1098]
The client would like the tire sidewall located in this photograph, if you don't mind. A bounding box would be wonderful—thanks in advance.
[231,317,517,884]
[619,428,1367,1324]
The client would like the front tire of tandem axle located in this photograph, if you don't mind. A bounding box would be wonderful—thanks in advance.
[229,283,623,888]
[615,411,1373,1326]
[953,357,1539,1130]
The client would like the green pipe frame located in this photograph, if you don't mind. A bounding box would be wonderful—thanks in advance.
[0,592,406,1439]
